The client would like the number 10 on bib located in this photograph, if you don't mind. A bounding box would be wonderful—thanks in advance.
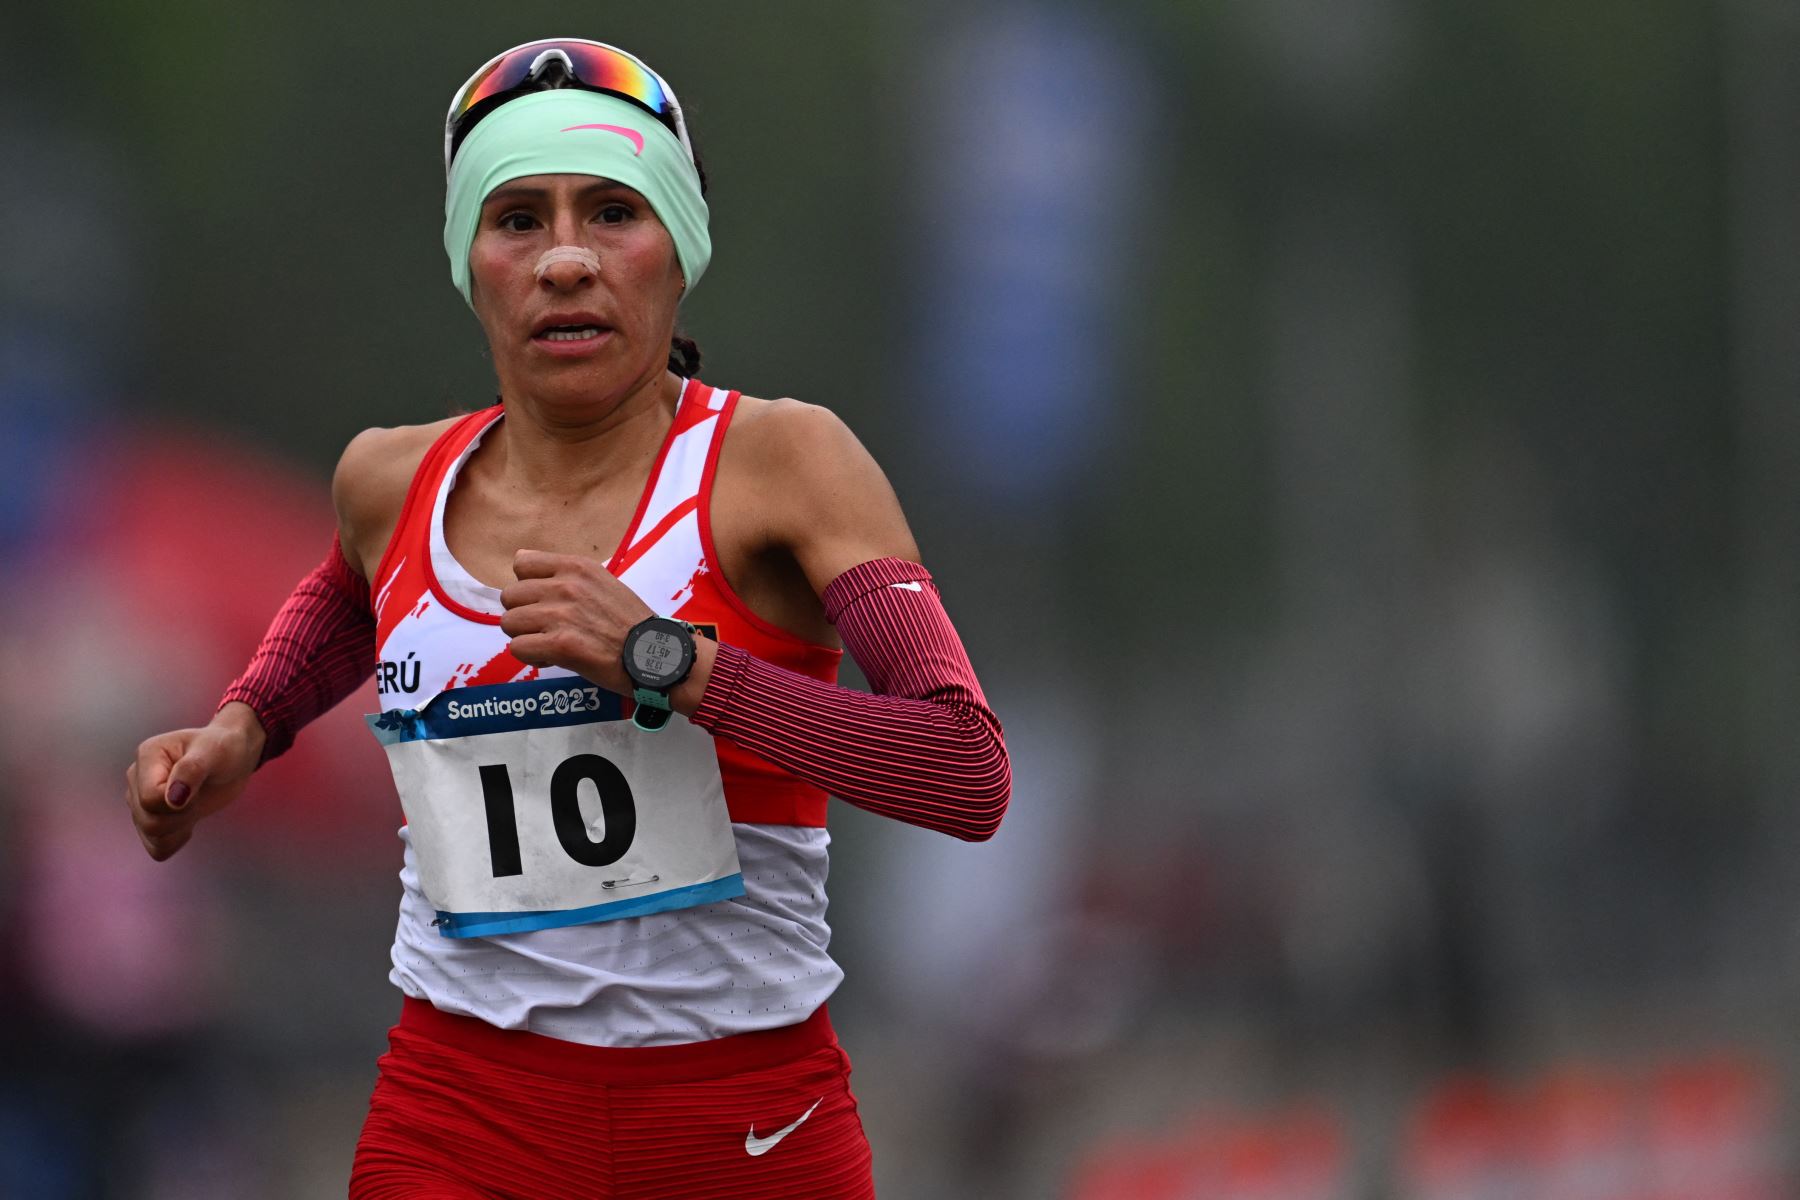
[367,678,744,937]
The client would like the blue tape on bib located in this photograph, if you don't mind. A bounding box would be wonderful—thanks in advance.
[369,677,626,746]
[434,872,746,938]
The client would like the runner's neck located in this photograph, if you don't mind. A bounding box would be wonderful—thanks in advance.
[487,373,683,501]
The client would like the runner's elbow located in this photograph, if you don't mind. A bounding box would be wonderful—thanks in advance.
[948,750,1011,842]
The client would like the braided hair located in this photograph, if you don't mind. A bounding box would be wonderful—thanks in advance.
[666,126,708,377]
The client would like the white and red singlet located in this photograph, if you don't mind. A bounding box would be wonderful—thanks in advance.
[368,378,845,1048]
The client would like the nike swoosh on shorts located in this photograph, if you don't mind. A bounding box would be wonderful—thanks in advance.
[744,1097,823,1157]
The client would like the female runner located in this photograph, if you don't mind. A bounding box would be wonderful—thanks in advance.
[122,37,1008,1200]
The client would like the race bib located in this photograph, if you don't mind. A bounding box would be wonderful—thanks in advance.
[366,677,743,938]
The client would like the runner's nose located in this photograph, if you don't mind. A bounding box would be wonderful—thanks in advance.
[536,245,600,290]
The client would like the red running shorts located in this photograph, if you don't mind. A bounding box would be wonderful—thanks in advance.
[350,997,875,1199]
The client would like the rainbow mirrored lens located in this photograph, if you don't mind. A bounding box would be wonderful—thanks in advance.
[452,41,672,125]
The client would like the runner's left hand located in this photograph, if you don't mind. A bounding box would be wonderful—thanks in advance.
[499,549,653,694]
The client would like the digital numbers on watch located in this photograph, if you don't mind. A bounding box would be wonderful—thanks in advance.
[622,617,696,694]
[630,628,686,686]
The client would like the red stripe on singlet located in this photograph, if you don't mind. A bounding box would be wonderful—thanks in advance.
[614,494,700,577]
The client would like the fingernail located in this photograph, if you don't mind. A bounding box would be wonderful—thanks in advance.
[168,781,191,809]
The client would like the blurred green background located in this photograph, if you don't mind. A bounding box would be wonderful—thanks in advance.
[3,1,1798,1196]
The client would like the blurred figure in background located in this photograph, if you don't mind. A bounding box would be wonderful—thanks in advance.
[0,113,393,1198]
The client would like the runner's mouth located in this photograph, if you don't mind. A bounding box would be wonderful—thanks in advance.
[536,324,608,342]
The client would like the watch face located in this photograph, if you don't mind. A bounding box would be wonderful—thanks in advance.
[627,622,692,688]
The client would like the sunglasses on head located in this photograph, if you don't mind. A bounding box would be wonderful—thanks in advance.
[443,38,694,175]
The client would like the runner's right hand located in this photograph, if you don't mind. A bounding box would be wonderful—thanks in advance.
[126,703,266,861]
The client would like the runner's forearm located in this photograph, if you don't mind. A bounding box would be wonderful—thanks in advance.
[691,559,1010,841]
[219,535,376,763]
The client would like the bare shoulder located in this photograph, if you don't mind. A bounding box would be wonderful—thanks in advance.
[332,418,459,579]
[724,395,894,500]
[721,394,920,588]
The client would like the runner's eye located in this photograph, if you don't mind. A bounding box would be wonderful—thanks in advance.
[498,211,538,232]
[596,204,632,225]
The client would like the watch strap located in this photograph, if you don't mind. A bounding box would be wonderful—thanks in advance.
[632,685,674,731]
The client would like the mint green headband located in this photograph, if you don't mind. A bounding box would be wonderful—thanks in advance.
[443,89,711,306]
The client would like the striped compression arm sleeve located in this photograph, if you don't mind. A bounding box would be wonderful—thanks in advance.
[218,546,1012,843]
[218,535,376,763]
[691,557,1011,841]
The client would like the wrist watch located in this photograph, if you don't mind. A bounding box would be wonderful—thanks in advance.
[621,616,698,731]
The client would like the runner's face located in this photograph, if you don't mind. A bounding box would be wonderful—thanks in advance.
[467,174,684,405]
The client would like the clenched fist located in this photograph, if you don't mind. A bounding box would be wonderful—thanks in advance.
[499,549,715,711]
[125,702,266,861]
[498,549,657,695]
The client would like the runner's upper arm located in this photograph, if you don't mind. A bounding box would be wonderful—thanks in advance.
[332,424,442,581]
[748,401,921,596]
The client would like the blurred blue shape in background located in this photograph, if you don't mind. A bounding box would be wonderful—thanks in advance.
[907,4,1150,515]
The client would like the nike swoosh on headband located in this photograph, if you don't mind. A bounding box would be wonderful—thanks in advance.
[562,123,645,156]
